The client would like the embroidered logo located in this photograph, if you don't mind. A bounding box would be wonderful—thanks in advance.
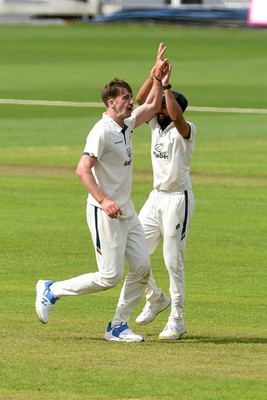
[124,147,132,166]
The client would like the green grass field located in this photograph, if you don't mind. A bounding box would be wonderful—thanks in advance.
[0,23,266,400]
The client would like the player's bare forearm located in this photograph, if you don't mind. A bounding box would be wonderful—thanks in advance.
[76,155,121,218]
[136,75,154,105]
[135,56,168,124]
[136,42,167,106]
[136,64,156,105]
[162,62,171,87]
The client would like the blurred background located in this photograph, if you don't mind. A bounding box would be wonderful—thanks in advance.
[1,0,264,28]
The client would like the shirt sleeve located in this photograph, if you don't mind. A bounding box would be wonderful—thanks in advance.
[185,121,196,142]
[83,123,106,159]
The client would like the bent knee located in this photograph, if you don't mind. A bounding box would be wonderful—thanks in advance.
[101,272,123,289]
[137,263,151,282]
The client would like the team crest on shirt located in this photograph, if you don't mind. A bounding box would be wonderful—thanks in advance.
[153,144,168,159]
[124,147,132,166]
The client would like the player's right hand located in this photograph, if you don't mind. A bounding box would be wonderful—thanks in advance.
[101,198,122,219]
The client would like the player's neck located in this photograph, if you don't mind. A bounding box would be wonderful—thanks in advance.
[106,109,125,128]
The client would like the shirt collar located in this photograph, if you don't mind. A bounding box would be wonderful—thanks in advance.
[103,112,127,134]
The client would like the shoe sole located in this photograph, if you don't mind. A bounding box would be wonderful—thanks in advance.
[35,280,47,324]
[135,300,171,326]
[103,334,145,342]
[159,330,187,341]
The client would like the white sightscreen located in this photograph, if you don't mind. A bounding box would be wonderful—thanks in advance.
[248,0,267,26]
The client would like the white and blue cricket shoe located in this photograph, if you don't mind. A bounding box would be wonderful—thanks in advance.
[35,280,58,324]
[104,322,145,342]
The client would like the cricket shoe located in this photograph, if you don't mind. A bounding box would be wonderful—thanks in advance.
[159,323,186,341]
[135,292,170,326]
[35,280,58,324]
[104,322,145,342]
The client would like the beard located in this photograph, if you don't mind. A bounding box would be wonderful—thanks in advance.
[157,113,172,131]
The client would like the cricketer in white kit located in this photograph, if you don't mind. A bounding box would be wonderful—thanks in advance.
[135,59,196,340]
[35,43,169,342]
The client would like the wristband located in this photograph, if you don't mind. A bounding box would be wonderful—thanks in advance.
[163,84,172,91]
[154,76,162,82]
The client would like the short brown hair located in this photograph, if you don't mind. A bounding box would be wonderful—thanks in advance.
[101,78,133,107]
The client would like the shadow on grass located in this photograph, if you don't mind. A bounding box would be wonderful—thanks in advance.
[66,334,267,345]
[166,335,267,345]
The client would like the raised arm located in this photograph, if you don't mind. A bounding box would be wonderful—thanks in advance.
[162,64,190,138]
[136,42,166,106]
[135,67,155,106]
[134,43,168,128]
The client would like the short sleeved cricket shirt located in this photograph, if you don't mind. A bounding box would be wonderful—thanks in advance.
[148,116,196,192]
[83,113,136,219]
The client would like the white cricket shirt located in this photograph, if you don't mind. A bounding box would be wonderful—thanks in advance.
[149,116,196,192]
[83,113,136,219]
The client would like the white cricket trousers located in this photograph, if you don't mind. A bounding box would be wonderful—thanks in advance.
[139,189,194,324]
[51,204,150,326]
